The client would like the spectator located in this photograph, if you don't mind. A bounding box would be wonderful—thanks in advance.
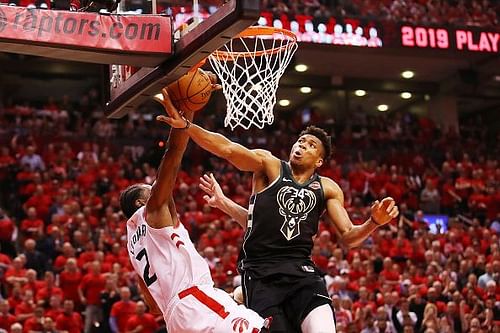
[10,323,22,333]
[78,261,106,333]
[35,271,63,306]
[19,146,45,172]
[45,296,63,322]
[59,258,82,306]
[477,263,494,289]
[109,287,136,333]
[23,306,44,333]
[421,303,439,331]
[20,209,44,241]
[55,300,83,333]
[125,301,159,333]
[0,300,16,332]
[22,239,47,279]
[99,275,120,333]
[395,298,418,329]
[420,180,440,214]
[0,209,16,258]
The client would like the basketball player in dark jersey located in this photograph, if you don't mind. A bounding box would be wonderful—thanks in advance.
[158,111,399,333]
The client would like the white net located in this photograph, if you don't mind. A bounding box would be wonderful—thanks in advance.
[208,27,298,130]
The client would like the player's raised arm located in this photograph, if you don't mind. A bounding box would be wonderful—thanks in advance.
[322,177,399,248]
[156,108,278,173]
[145,89,195,228]
[199,173,248,229]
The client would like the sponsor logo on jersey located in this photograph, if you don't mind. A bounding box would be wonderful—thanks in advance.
[309,181,321,190]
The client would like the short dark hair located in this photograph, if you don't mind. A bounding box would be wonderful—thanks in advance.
[299,125,332,160]
[120,184,146,219]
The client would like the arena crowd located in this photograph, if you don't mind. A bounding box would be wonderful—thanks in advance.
[0,88,498,333]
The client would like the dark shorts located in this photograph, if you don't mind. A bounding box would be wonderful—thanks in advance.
[241,271,332,333]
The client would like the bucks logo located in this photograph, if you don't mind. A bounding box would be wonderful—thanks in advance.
[277,186,316,241]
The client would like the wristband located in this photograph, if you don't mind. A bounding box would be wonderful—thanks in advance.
[181,116,191,129]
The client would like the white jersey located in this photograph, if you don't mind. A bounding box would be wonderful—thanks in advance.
[127,206,268,333]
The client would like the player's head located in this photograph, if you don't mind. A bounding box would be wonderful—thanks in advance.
[290,126,332,170]
[120,184,152,218]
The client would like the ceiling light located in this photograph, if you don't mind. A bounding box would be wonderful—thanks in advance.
[295,64,308,72]
[279,99,291,107]
[354,89,366,97]
[377,104,389,112]
[300,87,312,94]
[400,92,412,99]
[401,70,414,79]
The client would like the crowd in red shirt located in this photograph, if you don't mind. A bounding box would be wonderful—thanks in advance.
[0,93,498,333]
[262,0,499,27]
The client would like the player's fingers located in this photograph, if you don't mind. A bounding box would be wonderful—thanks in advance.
[160,91,179,118]
[161,87,169,102]
[199,177,212,190]
[211,83,221,90]
[202,195,211,203]
[203,173,212,183]
[210,173,219,186]
[206,71,217,84]
[385,200,395,213]
[199,183,211,194]
[156,115,173,125]
[389,206,399,218]
[371,200,379,209]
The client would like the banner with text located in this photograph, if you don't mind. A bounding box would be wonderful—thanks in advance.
[0,5,172,54]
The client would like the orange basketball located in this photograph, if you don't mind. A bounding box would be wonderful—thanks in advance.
[166,68,213,112]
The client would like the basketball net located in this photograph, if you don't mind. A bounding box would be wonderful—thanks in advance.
[209,27,297,130]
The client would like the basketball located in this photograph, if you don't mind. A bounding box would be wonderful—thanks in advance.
[166,68,213,112]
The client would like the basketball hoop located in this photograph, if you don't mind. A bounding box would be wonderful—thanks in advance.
[209,26,298,130]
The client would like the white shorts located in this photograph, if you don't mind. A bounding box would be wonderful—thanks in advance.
[166,285,268,333]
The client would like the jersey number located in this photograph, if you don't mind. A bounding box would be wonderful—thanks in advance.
[135,249,157,287]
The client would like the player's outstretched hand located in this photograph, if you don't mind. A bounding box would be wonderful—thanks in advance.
[199,173,225,209]
[154,88,187,129]
[370,197,399,226]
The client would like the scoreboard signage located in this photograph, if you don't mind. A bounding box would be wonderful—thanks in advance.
[401,25,499,53]
[254,12,499,54]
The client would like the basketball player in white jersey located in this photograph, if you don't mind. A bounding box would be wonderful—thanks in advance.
[120,87,269,333]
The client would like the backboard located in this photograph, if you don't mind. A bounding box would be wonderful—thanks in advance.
[105,0,260,118]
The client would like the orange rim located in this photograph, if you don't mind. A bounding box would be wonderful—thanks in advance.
[210,26,297,61]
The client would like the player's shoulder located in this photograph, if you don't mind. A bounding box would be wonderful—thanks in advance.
[319,176,343,198]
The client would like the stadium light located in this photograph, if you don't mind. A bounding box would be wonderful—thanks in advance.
[377,104,389,112]
[400,92,412,99]
[300,87,312,94]
[354,90,366,97]
[279,99,291,107]
[295,64,308,72]
[401,70,415,79]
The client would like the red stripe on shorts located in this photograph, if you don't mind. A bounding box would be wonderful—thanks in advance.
[178,286,229,319]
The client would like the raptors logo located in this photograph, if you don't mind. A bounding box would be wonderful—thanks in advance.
[277,186,316,241]
[231,317,249,332]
